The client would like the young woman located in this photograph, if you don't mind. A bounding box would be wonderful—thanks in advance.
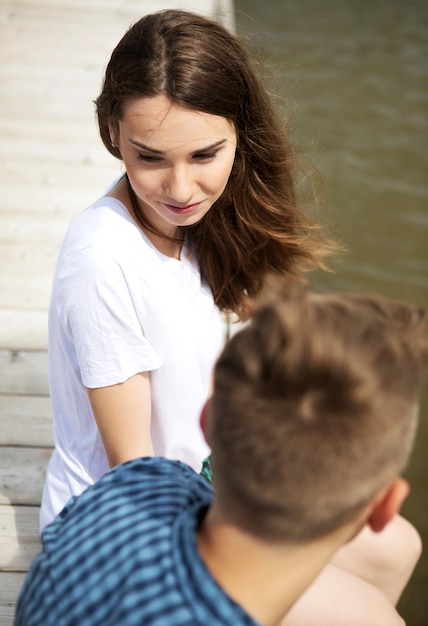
[40,10,419,626]
[41,9,327,529]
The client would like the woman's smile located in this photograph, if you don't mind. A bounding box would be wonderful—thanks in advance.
[161,200,205,215]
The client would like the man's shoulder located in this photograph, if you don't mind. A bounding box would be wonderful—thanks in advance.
[50,457,212,533]
[18,459,257,626]
[107,457,211,495]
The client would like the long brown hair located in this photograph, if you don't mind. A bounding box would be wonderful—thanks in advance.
[95,9,333,320]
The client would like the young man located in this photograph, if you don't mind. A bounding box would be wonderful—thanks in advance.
[15,287,428,626]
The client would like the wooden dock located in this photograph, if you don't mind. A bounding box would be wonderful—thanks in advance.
[0,1,233,623]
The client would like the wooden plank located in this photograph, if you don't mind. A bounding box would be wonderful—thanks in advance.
[0,277,52,311]
[0,169,119,214]
[0,241,59,275]
[0,165,118,215]
[0,605,15,626]
[0,505,41,571]
[0,572,26,603]
[0,213,71,245]
[0,447,51,506]
[0,396,53,447]
[0,312,48,352]
[0,572,26,623]
[0,351,49,396]
[2,267,50,314]
[0,571,26,602]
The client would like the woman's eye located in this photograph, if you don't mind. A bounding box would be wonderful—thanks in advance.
[137,154,162,163]
[193,152,217,161]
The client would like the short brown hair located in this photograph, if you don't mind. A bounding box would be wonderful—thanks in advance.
[95,10,333,320]
[209,285,428,541]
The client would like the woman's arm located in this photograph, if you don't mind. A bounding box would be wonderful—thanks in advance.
[87,371,154,468]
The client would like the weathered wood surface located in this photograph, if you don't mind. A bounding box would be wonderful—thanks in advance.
[0,1,234,623]
[0,396,53,447]
[0,448,52,506]
[0,573,26,626]
[0,351,49,396]
[0,506,41,572]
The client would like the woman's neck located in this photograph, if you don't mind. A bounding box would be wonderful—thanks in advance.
[108,175,183,259]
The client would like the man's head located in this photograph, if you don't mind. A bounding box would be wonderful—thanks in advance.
[206,285,428,542]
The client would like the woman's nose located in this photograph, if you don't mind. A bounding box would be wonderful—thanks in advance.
[164,165,194,204]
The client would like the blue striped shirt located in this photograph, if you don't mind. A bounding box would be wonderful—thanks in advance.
[15,458,259,626]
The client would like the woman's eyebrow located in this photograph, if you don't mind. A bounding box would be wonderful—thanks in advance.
[129,138,227,155]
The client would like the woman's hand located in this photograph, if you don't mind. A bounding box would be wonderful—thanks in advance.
[87,371,154,467]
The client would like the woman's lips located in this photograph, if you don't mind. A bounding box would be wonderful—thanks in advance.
[162,201,204,215]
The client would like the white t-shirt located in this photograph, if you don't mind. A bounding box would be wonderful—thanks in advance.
[40,191,223,530]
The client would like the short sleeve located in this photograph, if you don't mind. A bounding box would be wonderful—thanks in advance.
[52,245,163,388]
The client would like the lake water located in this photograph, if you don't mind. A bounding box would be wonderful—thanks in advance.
[234,1,428,623]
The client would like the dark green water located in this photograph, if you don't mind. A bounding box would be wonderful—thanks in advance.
[234,1,428,623]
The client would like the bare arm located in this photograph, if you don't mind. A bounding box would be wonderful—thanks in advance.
[87,371,154,468]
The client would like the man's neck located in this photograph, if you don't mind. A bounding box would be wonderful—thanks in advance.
[197,506,357,626]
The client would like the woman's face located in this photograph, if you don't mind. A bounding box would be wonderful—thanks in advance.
[112,94,237,238]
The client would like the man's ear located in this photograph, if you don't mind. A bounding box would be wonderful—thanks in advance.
[368,478,410,533]
[199,400,211,445]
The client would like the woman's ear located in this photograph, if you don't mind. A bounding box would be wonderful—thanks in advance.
[368,478,410,533]
[199,400,211,446]
[108,123,117,148]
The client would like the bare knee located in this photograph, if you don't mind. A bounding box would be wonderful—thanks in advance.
[335,515,421,570]
[331,515,422,604]
[368,515,422,573]
[281,563,407,626]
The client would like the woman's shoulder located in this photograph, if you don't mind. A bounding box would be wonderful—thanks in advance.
[76,194,134,235]
[59,194,144,260]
